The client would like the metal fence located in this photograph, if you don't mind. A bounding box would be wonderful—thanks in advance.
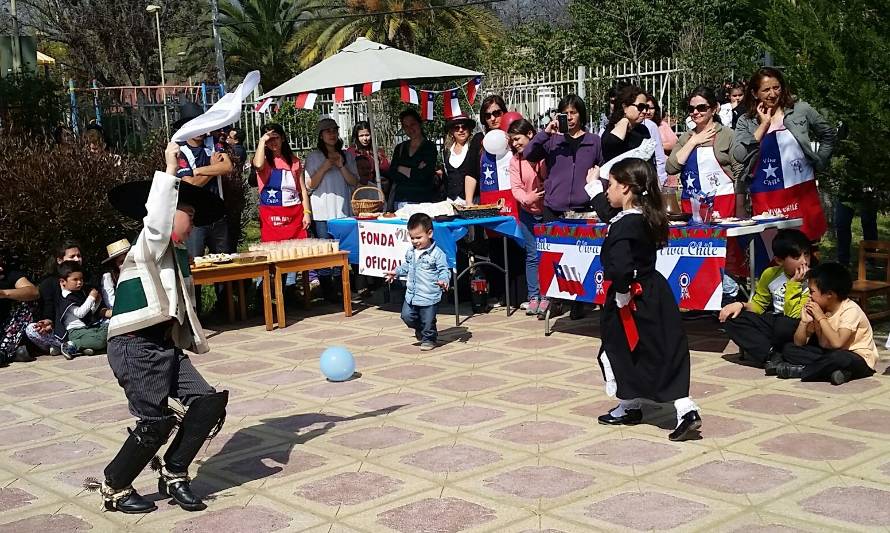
[68,58,697,154]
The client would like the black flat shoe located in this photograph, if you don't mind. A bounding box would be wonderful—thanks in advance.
[159,475,206,511]
[102,486,157,514]
[669,411,702,441]
[764,358,781,376]
[597,408,643,426]
[776,362,805,379]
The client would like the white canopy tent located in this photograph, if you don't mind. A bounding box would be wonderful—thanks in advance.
[259,37,482,188]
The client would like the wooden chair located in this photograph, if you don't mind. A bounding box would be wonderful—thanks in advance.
[848,240,890,320]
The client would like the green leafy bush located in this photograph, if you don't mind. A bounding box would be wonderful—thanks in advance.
[0,135,165,276]
[0,74,66,138]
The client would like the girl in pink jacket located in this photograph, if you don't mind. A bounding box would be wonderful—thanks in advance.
[508,118,549,316]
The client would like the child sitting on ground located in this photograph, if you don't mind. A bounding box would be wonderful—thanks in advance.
[719,228,811,374]
[55,261,107,359]
[776,262,878,385]
[385,213,450,351]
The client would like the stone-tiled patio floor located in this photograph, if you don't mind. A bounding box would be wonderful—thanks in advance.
[1,300,890,532]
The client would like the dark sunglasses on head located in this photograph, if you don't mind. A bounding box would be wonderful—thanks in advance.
[632,103,651,112]
[686,103,712,114]
[483,109,504,119]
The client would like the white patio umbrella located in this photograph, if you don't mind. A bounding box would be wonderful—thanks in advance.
[259,37,482,188]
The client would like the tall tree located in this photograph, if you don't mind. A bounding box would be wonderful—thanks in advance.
[293,0,503,69]
[763,0,890,206]
[216,0,320,89]
[16,0,193,86]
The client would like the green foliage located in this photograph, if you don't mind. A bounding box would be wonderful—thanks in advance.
[0,74,65,138]
[292,0,503,69]
[763,0,890,208]
[489,0,761,85]
[270,99,321,150]
[0,136,166,276]
[217,0,318,90]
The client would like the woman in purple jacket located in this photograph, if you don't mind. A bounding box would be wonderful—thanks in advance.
[523,94,603,222]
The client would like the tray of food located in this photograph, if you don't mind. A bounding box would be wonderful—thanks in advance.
[453,201,503,219]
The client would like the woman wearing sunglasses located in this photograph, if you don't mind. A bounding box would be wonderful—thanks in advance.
[442,115,482,202]
[732,67,836,239]
[480,95,508,133]
[667,86,737,219]
[601,86,654,163]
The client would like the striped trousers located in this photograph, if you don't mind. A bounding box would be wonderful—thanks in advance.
[107,334,215,422]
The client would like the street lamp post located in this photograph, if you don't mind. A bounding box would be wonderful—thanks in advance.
[146,4,169,136]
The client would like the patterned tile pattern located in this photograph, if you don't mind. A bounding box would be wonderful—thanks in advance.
[0,302,888,532]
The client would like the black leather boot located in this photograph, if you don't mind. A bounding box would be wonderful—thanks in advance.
[100,418,175,513]
[160,391,228,511]
[100,483,157,514]
[158,466,205,511]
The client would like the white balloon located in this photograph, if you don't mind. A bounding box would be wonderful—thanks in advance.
[482,129,509,156]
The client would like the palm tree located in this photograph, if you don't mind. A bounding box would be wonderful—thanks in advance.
[217,0,321,89]
[292,0,503,69]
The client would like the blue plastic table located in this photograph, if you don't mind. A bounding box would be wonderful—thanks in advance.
[326,215,527,325]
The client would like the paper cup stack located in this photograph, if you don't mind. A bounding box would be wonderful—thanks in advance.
[249,239,340,261]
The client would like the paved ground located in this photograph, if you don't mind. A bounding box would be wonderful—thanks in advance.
[1,298,890,532]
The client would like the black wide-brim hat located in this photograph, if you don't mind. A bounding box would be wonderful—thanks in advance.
[445,115,477,131]
[109,180,226,227]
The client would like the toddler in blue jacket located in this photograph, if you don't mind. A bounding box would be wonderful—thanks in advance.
[386,213,450,351]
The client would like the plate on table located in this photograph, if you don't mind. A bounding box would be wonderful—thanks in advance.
[752,213,787,221]
[669,221,687,227]
[718,219,756,226]
[355,212,382,220]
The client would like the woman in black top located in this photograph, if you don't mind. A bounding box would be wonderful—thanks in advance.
[602,85,652,162]
[1,249,39,366]
[389,108,439,208]
[442,115,482,202]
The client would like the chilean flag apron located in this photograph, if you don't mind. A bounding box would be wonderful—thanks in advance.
[259,165,308,242]
[479,149,518,220]
[680,145,736,219]
[751,127,826,240]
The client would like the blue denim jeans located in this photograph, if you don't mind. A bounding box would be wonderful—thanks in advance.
[187,217,231,257]
[835,202,878,266]
[518,209,541,300]
[401,301,438,342]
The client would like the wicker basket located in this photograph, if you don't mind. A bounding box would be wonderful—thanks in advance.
[351,186,385,216]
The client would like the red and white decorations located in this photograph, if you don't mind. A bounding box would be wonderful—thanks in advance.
[362,81,382,96]
[419,91,435,121]
[294,92,318,110]
[400,81,419,105]
[443,89,462,119]
[466,76,481,104]
[334,86,355,102]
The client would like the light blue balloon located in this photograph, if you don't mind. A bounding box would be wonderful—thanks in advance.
[319,346,356,382]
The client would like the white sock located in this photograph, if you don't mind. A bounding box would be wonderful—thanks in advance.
[599,351,617,398]
[674,397,699,425]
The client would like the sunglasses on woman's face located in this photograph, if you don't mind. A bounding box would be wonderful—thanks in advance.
[632,103,651,112]
[686,104,712,114]
[483,109,504,119]
[452,124,470,131]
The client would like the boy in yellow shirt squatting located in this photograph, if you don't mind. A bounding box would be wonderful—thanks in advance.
[719,229,811,375]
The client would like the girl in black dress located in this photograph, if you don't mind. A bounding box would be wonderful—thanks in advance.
[588,158,702,441]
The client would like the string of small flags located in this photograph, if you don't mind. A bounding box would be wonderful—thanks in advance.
[252,76,482,120]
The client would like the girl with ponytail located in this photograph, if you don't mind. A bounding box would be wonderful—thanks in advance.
[586,157,702,441]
